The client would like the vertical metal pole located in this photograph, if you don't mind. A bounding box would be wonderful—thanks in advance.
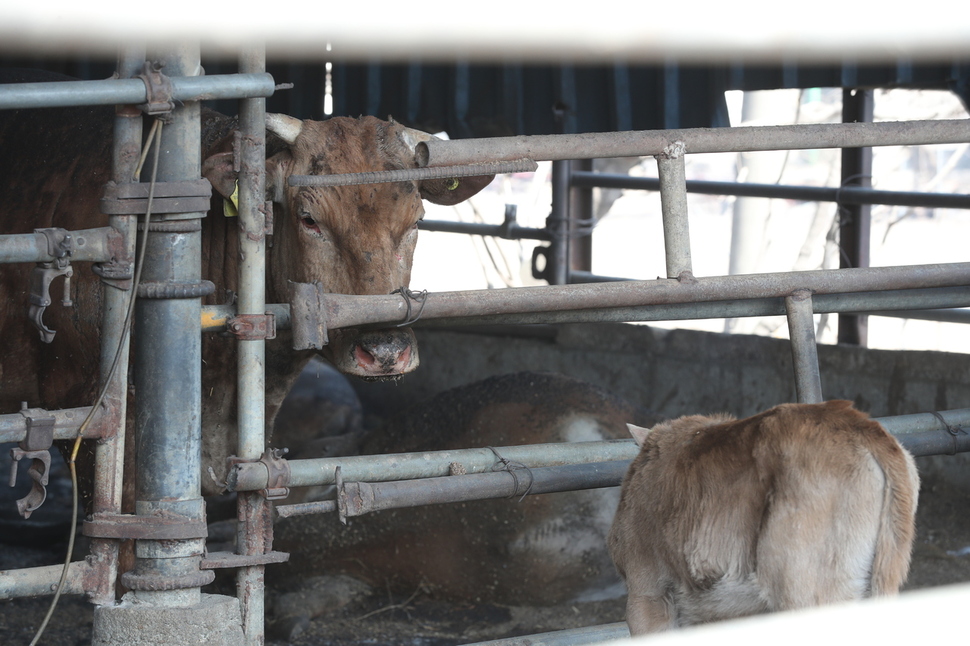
[785,289,824,404]
[569,158,593,274]
[129,43,208,607]
[657,141,693,279]
[87,45,144,606]
[548,160,571,285]
[838,88,874,346]
[236,44,270,646]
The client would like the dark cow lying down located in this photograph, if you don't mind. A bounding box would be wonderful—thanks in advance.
[609,400,920,635]
[0,69,493,495]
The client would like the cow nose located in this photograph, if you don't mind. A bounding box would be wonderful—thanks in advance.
[353,338,412,374]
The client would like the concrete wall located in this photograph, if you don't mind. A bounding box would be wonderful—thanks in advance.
[353,322,970,488]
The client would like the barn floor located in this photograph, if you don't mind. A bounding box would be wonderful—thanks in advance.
[2,466,970,645]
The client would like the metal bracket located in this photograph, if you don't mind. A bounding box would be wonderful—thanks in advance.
[135,61,174,116]
[8,406,56,519]
[228,449,291,501]
[226,313,277,341]
[27,257,73,344]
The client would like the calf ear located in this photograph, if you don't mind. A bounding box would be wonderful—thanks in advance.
[420,174,494,206]
[201,152,237,200]
[626,423,653,448]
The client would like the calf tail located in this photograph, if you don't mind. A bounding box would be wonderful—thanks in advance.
[868,427,920,596]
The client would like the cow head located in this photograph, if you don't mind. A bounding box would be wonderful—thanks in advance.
[203,114,493,380]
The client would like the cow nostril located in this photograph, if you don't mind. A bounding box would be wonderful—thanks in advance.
[353,345,377,368]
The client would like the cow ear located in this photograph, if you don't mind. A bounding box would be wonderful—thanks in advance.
[419,174,495,206]
[626,423,653,448]
[201,152,237,200]
[265,150,293,204]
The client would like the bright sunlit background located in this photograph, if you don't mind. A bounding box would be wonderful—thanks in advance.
[412,88,970,353]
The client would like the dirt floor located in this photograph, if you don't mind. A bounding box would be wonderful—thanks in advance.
[2,464,970,646]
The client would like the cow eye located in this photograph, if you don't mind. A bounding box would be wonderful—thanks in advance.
[300,214,322,235]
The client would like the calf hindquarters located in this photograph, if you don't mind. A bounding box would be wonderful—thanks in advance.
[609,400,919,635]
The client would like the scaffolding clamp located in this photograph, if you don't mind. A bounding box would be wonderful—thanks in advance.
[135,61,175,117]
[226,312,276,341]
[227,449,291,501]
[28,228,74,344]
[8,405,56,519]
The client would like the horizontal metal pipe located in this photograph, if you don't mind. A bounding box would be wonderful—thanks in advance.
[0,227,116,264]
[870,308,970,324]
[230,440,638,491]
[571,172,970,210]
[287,159,536,187]
[201,286,970,334]
[0,406,99,443]
[0,561,91,600]
[0,73,276,110]
[338,460,630,518]
[236,408,970,492]
[463,622,630,646]
[417,119,970,167]
[418,219,552,241]
[323,263,970,330]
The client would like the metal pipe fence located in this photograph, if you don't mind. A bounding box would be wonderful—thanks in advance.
[1,48,969,646]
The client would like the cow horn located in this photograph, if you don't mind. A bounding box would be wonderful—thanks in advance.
[266,113,303,145]
[400,127,434,153]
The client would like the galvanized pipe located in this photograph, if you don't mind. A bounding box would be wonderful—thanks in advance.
[287,159,536,187]
[0,561,92,600]
[230,440,638,491]
[0,73,276,110]
[337,460,630,518]
[235,45,269,646]
[548,160,571,284]
[571,172,970,211]
[657,142,692,278]
[785,290,823,404]
[416,119,970,166]
[201,286,970,333]
[0,227,116,264]
[86,46,144,607]
[130,44,207,608]
[235,407,970,493]
[418,218,552,241]
[0,406,98,443]
[464,622,630,646]
[320,262,970,331]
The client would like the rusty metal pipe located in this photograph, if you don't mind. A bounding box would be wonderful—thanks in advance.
[416,119,970,167]
[319,262,970,331]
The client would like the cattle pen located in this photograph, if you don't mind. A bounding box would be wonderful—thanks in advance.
[0,34,970,646]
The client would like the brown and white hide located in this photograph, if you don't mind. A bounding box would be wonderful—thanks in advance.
[608,400,920,636]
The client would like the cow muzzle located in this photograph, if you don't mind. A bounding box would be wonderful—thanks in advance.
[334,327,419,380]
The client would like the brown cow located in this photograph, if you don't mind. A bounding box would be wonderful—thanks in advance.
[608,400,919,635]
[0,69,493,495]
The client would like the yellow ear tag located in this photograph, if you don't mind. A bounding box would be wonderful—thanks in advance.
[223,181,239,217]
[446,178,460,191]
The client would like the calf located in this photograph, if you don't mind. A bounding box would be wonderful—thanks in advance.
[608,400,919,635]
